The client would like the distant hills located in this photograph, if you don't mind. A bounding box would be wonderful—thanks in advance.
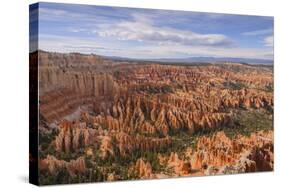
[33,50,273,65]
[103,55,273,65]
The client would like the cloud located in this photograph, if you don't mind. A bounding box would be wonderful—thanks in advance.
[132,44,273,60]
[264,36,273,47]
[242,28,272,36]
[38,34,128,54]
[37,4,273,60]
[95,14,234,47]
[38,34,273,60]
[38,5,135,25]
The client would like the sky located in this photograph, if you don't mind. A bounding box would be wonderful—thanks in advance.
[30,2,274,60]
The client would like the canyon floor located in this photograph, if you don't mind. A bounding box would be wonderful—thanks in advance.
[34,51,273,185]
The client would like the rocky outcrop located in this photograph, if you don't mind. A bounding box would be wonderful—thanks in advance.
[219,88,273,109]
[131,158,154,179]
[38,51,117,123]
[38,51,273,127]
[167,152,191,176]
[54,120,100,152]
[99,135,114,159]
[154,131,274,176]
[115,132,171,156]
[38,51,113,93]
[89,96,233,137]
[53,120,171,157]
[188,131,273,174]
[190,131,235,169]
[39,155,86,177]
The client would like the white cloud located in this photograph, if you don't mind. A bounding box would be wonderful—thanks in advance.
[264,36,273,47]
[242,28,272,36]
[37,8,273,60]
[96,15,234,47]
[38,34,273,60]
[38,34,128,54]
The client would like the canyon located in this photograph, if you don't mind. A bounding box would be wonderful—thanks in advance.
[35,51,273,184]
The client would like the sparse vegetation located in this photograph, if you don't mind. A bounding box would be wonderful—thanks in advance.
[223,81,247,90]
[37,50,273,184]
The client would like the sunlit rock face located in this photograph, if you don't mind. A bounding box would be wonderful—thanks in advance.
[189,130,273,175]
[36,51,273,184]
[167,152,192,175]
[131,158,154,179]
[38,51,117,123]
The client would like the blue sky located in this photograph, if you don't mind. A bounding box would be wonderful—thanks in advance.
[30,2,274,60]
